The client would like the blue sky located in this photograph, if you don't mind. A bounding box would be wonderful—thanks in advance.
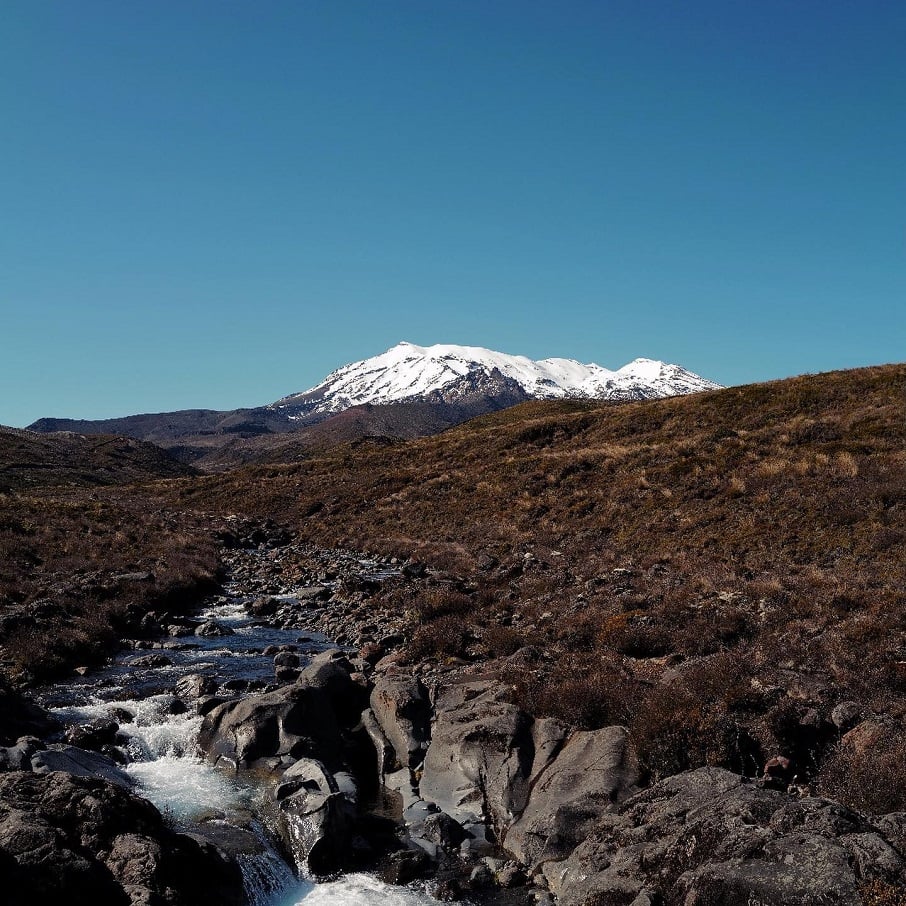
[2,1,904,426]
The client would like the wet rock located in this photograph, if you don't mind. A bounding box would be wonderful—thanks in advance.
[380,847,431,884]
[431,878,464,901]
[0,771,244,906]
[275,667,302,683]
[174,674,218,700]
[361,707,396,780]
[30,745,135,789]
[274,651,301,669]
[249,596,279,617]
[370,673,432,772]
[198,679,345,772]
[274,759,357,876]
[420,811,468,850]
[64,718,120,752]
[195,620,234,637]
[128,653,173,668]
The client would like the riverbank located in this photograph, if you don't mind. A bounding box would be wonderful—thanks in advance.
[4,524,906,905]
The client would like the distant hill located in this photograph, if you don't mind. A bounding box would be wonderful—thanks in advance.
[0,426,195,491]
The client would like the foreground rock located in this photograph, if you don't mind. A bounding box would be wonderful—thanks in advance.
[545,767,906,906]
[197,649,366,773]
[0,770,243,906]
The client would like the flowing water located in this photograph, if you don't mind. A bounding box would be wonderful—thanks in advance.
[39,561,436,906]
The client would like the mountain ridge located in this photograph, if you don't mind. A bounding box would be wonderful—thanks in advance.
[271,341,721,417]
[28,341,721,467]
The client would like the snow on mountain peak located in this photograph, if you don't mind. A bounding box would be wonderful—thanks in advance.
[274,342,722,415]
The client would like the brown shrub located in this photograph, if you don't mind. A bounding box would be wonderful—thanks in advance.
[818,735,906,814]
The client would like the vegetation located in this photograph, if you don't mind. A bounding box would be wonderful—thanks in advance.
[3,362,906,813]
[159,362,906,807]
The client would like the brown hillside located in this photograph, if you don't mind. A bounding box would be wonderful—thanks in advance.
[0,427,195,491]
[162,363,906,803]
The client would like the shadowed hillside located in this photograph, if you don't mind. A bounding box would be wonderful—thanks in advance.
[0,427,195,491]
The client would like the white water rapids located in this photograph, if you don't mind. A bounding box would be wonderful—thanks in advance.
[44,577,438,906]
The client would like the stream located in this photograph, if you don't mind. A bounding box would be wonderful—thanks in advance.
[37,555,436,906]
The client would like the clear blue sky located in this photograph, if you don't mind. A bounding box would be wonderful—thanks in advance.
[2,1,904,426]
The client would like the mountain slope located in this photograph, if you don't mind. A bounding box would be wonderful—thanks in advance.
[272,341,721,417]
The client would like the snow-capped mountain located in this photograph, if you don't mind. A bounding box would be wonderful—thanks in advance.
[273,342,721,418]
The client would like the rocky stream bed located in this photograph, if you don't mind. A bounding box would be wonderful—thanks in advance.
[2,529,906,906]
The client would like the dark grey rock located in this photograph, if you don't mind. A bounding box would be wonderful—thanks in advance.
[369,673,431,772]
[195,620,234,637]
[30,746,135,789]
[504,725,638,869]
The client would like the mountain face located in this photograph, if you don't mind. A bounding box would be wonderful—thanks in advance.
[271,342,722,418]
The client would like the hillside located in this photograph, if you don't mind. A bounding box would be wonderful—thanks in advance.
[0,426,195,491]
[162,362,906,806]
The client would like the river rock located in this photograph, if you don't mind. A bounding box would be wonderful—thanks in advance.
[544,767,906,906]
[369,673,432,772]
[249,595,280,617]
[195,620,234,637]
[30,745,135,789]
[198,682,343,772]
[0,770,244,906]
[64,718,120,752]
[274,758,357,875]
[274,651,301,669]
[504,725,639,869]
[174,673,218,700]
[420,680,533,844]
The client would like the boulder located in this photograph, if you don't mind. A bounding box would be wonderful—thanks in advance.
[420,680,533,842]
[0,771,243,906]
[195,620,234,637]
[30,745,135,789]
[64,718,120,752]
[369,673,432,772]
[197,682,343,772]
[174,674,218,700]
[274,758,357,876]
[504,725,638,868]
[544,767,906,906]
[274,651,301,670]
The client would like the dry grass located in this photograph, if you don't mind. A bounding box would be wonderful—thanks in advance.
[146,363,906,793]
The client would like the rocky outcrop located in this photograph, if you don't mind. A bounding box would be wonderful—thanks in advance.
[0,770,243,906]
[30,745,135,789]
[504,725,639,869]
[420,680,535,844]
[197,649,366,773]
[544,767,906,906]
[369,673,431,772]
